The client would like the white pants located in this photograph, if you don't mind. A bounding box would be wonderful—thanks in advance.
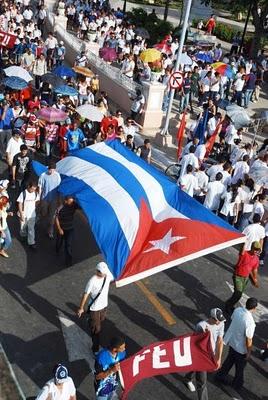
[20,217,36,245]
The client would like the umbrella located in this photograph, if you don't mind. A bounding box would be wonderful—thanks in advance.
[195,52,213,63]
[154,42,172,55]
[4,66,33,82]
[99,47,117,62]
[73,66,94,77]
[41,72,65,87]
[36,107,68,123]
[53,65,76,78]
[211,62,234,79]
[140,48,162,63]
[226,105,251,129]
[134,27,150,39]
[3,76,28,90]
[54,85,78,96]
[76,104,104,122]
[179,53,193,65]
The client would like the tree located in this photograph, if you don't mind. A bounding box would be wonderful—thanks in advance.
[201,0,268,57]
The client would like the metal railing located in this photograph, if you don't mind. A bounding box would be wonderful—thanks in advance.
[48,10,141,94]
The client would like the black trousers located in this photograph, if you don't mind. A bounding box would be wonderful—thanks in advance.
[216,346,247,389]
[56,229,74,266]
[185,371,208,400]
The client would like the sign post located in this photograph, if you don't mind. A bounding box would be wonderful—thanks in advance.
[161,0,193,136]
[169,71,184,90]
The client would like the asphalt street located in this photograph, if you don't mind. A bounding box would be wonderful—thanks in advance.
[0,158,267,400]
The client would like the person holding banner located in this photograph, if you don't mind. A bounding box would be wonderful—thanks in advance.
[184,308,225,399]
[94,336,126,400]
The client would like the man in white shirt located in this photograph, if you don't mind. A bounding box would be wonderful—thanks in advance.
[77,262,114,354]
[232,74,246,106]
[179,164,198,197]
[22,6,33,23]
[195,143,207,163]
[36,364,76,400]
[194,164,208,203]
[17,181,40,250]
[179,145,199,178]
[216,298,257,390]
[185,308,225,395]
[6,129,24,169]
[121,54,135,79]
[242,214,265,252]
[204,172,225,212]
[231,154,250,184]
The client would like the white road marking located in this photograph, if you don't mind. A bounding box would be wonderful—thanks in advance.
[58,310,95,371]
[226,282,268,323]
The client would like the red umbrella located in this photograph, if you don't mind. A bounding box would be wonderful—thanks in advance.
[99,47,117,62]
[36,107,68,123]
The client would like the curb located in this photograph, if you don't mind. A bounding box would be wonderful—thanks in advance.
[0,342,26,400]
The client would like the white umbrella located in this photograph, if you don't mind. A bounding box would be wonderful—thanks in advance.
[4,66,33,83]
[76,104,104,122]
[226,105,251,129]
[180,53,193,65]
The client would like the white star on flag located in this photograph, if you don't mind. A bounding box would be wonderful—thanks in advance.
[143,229,186,255]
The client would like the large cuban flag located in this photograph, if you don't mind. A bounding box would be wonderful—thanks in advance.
[45,140,245,286]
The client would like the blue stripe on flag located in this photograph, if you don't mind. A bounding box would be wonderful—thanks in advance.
[58,174,130,278]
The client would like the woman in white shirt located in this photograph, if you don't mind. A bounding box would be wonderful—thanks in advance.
[0,196,13,258]
[36,364,76,400]
[78,78,88,105]
[219,185,240,225]
[236,178,256,231]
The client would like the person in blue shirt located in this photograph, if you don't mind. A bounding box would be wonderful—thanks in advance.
[64,121,87,153]
[94,336,126,400]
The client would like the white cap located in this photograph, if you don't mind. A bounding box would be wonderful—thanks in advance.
[96,261,108,274]
[0,179,9,188]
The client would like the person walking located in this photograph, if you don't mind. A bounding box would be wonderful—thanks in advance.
[94,336,126,400]
[36,363,76,400]
[0,195,13,258]
[216,298,258,391]
[136,139,151,164]
[184,308,225,398]
[77,262,114,354]
[11,144,32,191]
[225,242,260,315]
[55,196,78,267]
[38,161,61,239]
[17,181,40,250]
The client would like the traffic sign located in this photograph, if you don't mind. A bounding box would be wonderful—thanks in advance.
[169,72,183,89]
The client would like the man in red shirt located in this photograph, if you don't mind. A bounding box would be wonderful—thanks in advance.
[225,241,260,314]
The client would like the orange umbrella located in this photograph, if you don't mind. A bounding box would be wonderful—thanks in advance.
[73,66,94,77]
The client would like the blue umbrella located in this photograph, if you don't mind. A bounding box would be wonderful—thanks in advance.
[53,65,76,78]
[3,76,28,90]
[195,53,213,63]
[54,85,78,96]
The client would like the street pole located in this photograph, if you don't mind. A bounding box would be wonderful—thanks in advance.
[161,0,193,135]
[239,0,253,54]
[123,0,127,14]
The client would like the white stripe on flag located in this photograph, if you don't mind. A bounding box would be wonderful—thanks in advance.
[57,156,139,249]
[92,143,188,221]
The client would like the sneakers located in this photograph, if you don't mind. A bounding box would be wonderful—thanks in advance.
[0,249,9,258]
[185,381,196,392]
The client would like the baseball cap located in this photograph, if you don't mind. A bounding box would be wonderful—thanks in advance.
[210,308,226,322]
[54,364,68,384]
[96,261,108,274]
[0,179,9,189]
[13,128,22,136]
[40,100,48,106]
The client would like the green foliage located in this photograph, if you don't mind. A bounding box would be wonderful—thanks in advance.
[127,7,174,45]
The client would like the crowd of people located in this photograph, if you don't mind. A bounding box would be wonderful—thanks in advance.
[0,0,267,399]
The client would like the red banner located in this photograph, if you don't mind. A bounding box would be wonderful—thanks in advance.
[119,332,217,399]
[205,121,222,158]
[0,31,16,48]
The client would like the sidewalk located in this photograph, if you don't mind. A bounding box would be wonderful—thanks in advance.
[110,0,254,32]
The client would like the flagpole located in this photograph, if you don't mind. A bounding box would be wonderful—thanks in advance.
[161,0,193,136]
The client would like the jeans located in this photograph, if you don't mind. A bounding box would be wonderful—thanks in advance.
[45,141,55,158]
[20,217,36,245]
[0,129,12,157]
[236,212,251,232]
[79,94,88,105]
[180,92,190,111]
[185,371,208,400]
[232,91,243,106]
[56,228,74,266]
[1,226,12,250]
[216,346,247,389]
[244,89,253,108]
[162,91,170,112]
